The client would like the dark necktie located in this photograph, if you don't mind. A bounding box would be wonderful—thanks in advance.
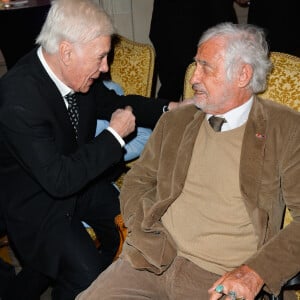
[208,116,226,132]
[65,92,79,139]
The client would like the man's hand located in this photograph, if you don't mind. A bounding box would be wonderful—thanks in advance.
[109,106,136,138]
[167,99,195,111]
[208,265,264,300]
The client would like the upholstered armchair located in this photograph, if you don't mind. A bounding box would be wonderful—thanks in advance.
[109,34,155,173]
[258,52,300,111]
[183,61,196,100]
[87,35,156,258]
[0,232,10,265]
[254,51,300,300]
[183,52,300,299]
[109,34,155,97]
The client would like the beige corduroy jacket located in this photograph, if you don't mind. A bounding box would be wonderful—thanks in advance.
[120,97,300,295]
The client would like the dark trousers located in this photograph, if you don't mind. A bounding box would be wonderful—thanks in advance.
[0,258,16,297]
[2,181,120,300]
[1,266,50,300]
[0,4,50,70]
[149,0,237,100]
[247,0,300,56]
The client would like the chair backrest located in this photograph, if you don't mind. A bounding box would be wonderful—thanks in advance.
[109,34,155,97]
[258,52,300,111]
[183,61,196,100]
[183,52,300,228]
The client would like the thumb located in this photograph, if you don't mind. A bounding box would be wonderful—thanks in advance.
[124,105,133,112]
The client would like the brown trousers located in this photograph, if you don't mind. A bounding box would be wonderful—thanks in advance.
[75,256,220,299]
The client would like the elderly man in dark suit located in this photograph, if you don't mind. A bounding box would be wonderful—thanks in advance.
[0,0,182,299]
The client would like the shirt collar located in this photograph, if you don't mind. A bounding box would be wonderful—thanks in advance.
[206,97,253,131]
[37,46,73,98]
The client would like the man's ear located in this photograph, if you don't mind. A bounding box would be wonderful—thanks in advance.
[59,41,73,66]
[238,63,253,88]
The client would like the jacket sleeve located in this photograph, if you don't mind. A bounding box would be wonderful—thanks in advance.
[94,80,170,129]
[119,114,178,274]
[0,104,123,198]
[245,113,300,295]
[119,113,166,227]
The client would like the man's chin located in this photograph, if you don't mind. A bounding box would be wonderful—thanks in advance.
[192,97,206,110]
[193,100,218,114]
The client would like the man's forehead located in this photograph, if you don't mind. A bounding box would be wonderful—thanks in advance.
[196,39,226,63]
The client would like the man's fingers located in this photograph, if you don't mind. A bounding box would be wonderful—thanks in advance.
[124,105,133,112]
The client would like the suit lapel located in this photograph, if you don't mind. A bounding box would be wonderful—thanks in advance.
[34,58,79,145]
[240,97,267,206]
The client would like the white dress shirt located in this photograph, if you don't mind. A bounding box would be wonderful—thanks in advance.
[206,97,253,131]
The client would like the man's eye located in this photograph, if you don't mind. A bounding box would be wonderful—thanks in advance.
[98,55,107,61]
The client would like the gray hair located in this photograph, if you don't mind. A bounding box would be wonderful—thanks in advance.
[198,22,273,94]
[36,0,115,54]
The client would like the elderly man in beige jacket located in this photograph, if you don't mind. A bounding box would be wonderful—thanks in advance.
[76,22,300,300]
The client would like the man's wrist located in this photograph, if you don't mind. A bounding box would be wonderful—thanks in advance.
[164,102,180,112]
[106,127,125,147]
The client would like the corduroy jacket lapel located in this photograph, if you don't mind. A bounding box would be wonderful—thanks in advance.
[240,97,268,246]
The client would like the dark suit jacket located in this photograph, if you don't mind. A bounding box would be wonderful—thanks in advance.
[248,0,300,56]
[120,98,300,295]
[0,48,169,277]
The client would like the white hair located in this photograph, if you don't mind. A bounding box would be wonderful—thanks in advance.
[36,0,115,53]
[198,22,273,94]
